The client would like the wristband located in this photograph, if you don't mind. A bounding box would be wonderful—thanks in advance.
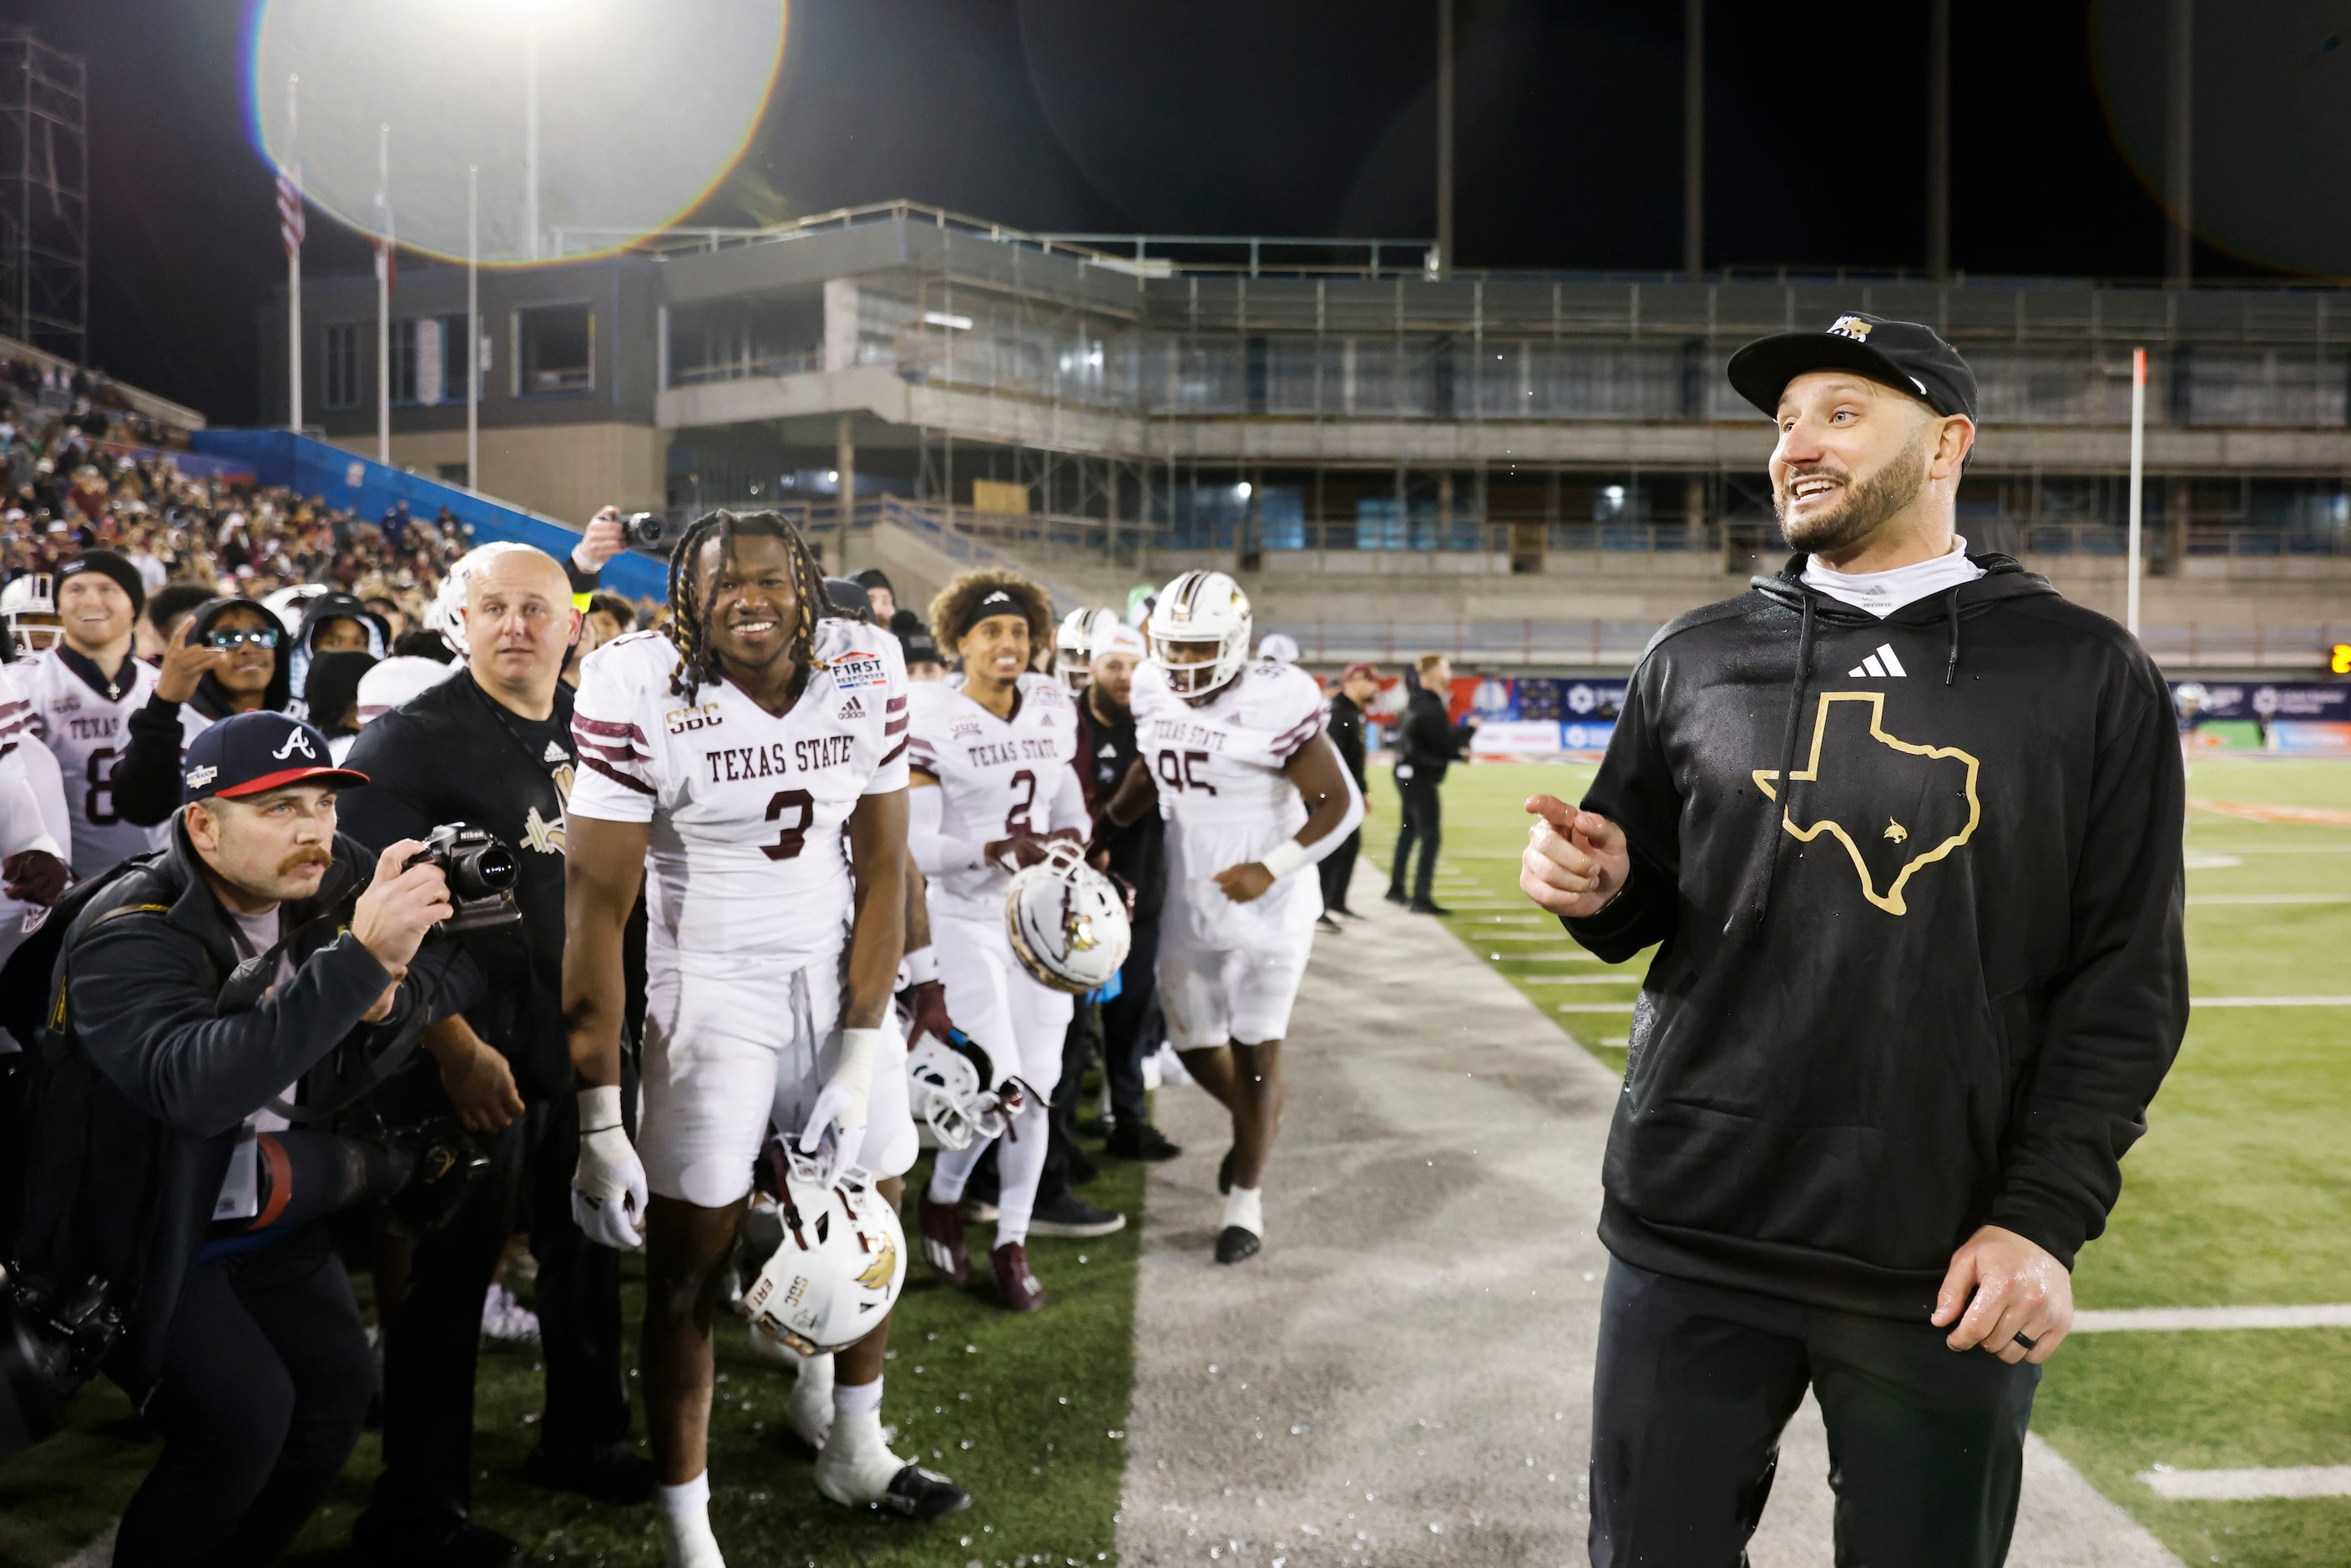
[579,1083,624,1135]
[1259,838,1313,881]
[830,1027,881,1128]
[902,944,940,988]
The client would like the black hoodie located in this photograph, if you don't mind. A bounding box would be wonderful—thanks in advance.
[1564,554,2187,1322]
[114,597,296,826]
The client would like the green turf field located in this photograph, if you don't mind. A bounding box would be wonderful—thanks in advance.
[1372,754,2351,1568]
[0,1145,1144,1568]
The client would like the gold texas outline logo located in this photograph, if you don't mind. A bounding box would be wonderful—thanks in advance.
[1750,691,1980,916]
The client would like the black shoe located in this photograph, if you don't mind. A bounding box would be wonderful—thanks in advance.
[1067,1151,1102,1187]
[1105,1122,1182,1161]
[526,1439,656,1505]
[1383,887,1410,906]
[1027,1190,1127,1237]
[1331,904,1366,919]
[1217,1147,1236,1196]
[881,1460,973,1520]
[1408,899,1453,917]
[1215,1227,1261,1265]
[353,1510,523,1568]
[1317,913,1344,933]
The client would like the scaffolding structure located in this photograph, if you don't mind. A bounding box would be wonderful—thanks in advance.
[0,29,87,364]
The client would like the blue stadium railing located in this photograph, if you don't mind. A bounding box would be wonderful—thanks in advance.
[188,429,668,603]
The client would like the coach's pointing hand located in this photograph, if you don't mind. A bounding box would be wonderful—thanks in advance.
[1519,795,1628,918]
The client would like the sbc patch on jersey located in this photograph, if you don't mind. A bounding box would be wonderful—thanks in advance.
[830,655,888,690]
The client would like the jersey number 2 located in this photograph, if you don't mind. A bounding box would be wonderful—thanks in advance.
[763,788,813,861]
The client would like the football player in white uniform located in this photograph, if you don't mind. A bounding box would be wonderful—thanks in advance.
[905,570,1095,1312]
[1105,570,1362,1263]
[562,513,965,1567]
[0,658,72,967]
[18,553,163,876]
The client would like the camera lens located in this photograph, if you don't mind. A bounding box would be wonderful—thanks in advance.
[622,512,664,549]
[448,842,518,900]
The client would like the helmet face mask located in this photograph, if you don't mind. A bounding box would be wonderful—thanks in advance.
[905,1026,1009,1151]
[1055,606,1095,692]
[2,573,61,658]
[1145,570,1251,701]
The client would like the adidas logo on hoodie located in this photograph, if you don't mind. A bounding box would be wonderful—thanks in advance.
[1847,643,1907,679]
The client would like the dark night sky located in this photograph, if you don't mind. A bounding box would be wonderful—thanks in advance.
[10,0,2268,425]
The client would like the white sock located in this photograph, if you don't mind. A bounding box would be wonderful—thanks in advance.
[1222,1184,1264,1237]
[834,1375,883,1415]
[927,1141,984,1205]
[655,1472,723,1568]
[658,1471,710,1525]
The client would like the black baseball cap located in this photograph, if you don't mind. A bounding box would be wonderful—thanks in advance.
[181,710,369,804]
[1727,312,1978,424]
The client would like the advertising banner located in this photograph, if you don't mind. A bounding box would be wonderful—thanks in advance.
[2172,681,2351,754]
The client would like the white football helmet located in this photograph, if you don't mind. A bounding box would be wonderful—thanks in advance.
[1146,569,1251,698]
[739,1153,907,1357]
[905,1027,1012,1151]
[1,573,61,657]
[1054,605,1096,692]
[1004,839,1132,994]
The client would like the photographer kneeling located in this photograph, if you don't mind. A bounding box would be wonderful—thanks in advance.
[13,711,460,1568]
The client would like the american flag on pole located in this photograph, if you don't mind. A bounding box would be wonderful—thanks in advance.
[276,164,305,259]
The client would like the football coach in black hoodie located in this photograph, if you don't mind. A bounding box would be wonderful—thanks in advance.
[1520,314,2187,1567]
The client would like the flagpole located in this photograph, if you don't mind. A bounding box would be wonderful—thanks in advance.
[285,75,301,434]
[377,123,392,465]
[2126,346,2146,637]
[467,163,479,493]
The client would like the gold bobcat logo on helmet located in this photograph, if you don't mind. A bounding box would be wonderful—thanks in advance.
[1828,314,1874,341]
[1064,908,1100,953]
[856,1235,897,1292]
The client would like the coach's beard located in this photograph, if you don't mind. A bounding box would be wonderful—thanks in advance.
[1776,438,1929,556]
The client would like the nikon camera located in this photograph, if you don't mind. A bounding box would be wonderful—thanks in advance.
[404,823,523,935]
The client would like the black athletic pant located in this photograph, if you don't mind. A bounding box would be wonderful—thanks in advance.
[114,1223,375,1568]
[1317,827,1363,913]
[1590,1260,2039,1568]
[1097,910,1161,1130]
[1387,776,1442,903]
[367,1090,630,1533]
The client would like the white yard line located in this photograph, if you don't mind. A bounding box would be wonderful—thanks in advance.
[2185,893,2351,906]
[2137,1465,2351,1501]
[2189,995,2351,1007]
[2074,1304,2351,1333]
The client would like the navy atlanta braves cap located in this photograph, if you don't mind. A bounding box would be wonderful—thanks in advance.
[1727,311,1979,424]
[181,710,370,803]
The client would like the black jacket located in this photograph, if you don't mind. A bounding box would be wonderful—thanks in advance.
[1395,685,1470,785]
[116,596,295,826]
[1326,692,1369,788]
[1082,692,1165,915]
[1565,554,2187,1320]
[336,670,575,1103]
[14,819,402,1404]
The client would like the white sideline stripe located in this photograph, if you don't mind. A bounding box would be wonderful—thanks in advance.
[2190,995,2351,1007]
[2186,893,2351,905]
[1521,974,1644,986]
[2138,1465,2351,1501]
[2074,1304,2351,1333]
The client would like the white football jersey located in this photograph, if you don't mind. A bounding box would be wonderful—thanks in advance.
[20,645,163,876]
[1131,657,1327,947]
[0,663,71,974]
[568,622,911,969]
[905,672,1084,921]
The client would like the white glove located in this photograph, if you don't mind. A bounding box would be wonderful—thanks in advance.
[572,1085,647,1251]
[797,1027,880,1183]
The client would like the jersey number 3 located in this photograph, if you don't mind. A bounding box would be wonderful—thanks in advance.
[762,788,814,861]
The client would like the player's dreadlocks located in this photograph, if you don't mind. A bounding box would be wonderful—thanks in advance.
[662,510,834,699]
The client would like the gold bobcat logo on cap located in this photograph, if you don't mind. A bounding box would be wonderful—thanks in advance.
[1828,315,1874,341]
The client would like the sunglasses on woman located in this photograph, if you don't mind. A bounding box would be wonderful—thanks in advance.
[205,626,281,650]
